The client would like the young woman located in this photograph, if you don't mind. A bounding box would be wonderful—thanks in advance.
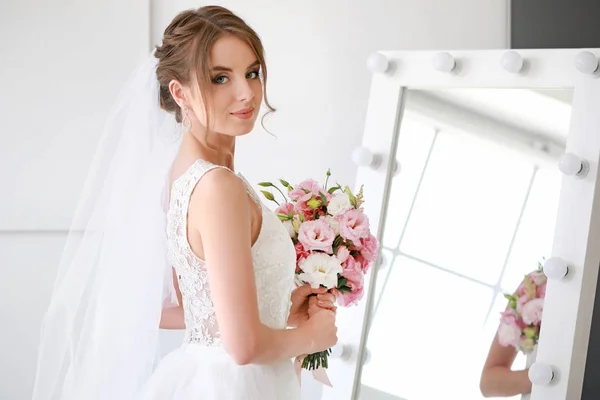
[33,6,338,400]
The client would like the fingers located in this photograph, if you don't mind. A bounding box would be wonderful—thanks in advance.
[308,293,337,317]
[317,292,336,303]
[311,286,328,295]
[312,294,335,309]
[293,283,314,298]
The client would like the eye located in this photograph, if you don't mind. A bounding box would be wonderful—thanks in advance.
[246,70,260,80]
[212,75,229,84]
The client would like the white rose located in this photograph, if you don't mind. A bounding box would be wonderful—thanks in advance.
[327,193,352,216]
[298,253,343,289]
[282,220,295,238]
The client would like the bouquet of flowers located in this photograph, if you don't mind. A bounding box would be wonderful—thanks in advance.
[259,169,379,372]
[497,263,547,354]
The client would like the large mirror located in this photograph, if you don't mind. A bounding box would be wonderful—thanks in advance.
[357,87,573,400]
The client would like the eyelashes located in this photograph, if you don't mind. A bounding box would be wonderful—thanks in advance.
[211,70,261,85]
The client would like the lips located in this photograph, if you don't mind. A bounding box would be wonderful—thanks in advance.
[231,106,255,120]
[232,107,253,114]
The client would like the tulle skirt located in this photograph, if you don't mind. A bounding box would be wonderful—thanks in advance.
[139,343,301,400]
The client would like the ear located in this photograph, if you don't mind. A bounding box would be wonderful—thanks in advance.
[168,79,188,108]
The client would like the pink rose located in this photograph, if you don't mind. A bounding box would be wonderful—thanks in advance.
[337,271,365,307]
[294,201,325,220]
[341,256,363,283]
[516,295,530,315]
[537,282,546,298]
[294,242,309,273]
[521,298,544,325]
[275,202,294,216]
[498,310,522,347]
[339,209,370,244]
[355,255,373,274]
[289,179,324,201]
[298,220,335,253]
[336,245,350,263]
[358,234,379,262]
[338,285,364,307]
[529,271,547,286]
[500,308,519,327]
[498,323,522,347]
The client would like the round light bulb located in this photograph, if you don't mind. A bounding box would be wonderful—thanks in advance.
[362,348,372,366]
[501,51,524,73]
[528,363,555,386]
[558,153,588,178]
[575,51,599,75]
[352,146,381,169]
[392,160,401,176]
[377,251,387,270]
[433,52,456,73]
[367,52,390,74]
[543,257,569,280]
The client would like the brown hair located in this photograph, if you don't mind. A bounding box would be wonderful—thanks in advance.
[154,6,275,132]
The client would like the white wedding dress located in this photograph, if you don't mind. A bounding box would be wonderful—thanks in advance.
[139,159,301,400]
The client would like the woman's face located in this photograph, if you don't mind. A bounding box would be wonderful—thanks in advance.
[188,34,263,137]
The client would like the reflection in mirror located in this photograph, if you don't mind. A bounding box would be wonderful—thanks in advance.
[358,88,573,400]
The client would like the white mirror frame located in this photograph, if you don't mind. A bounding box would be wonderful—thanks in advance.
[323,48,600,400]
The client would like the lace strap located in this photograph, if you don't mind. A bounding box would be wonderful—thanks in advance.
[237,173,262,207]
[176,160,260,221]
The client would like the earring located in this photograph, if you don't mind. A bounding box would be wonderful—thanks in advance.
[181,106,192,132]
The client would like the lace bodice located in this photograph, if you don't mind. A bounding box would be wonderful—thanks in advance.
[166,159,297,346]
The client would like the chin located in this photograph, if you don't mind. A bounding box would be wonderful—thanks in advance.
[230,118,259,136]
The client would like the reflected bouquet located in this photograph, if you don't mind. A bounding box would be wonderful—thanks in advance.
[259,169,379,373]
[497,264,547,354]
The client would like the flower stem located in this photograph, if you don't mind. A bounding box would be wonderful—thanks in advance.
[273,185,288,204]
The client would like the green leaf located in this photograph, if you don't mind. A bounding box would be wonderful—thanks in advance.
[503,293,517,309]
[327,187,339,194]
[319,192,329,206]
[344,185,357,207]
[260,190,275,201]
[333,235,343,247]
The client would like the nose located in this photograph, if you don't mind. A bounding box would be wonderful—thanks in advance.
[235,77,255,103]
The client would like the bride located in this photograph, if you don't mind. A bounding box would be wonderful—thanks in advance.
[32,6,338,400]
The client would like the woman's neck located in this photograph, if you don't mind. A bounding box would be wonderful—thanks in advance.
[182,130,236,170]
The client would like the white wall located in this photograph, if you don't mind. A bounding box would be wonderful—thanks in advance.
[1,0,508,398]
[0,1,149,399]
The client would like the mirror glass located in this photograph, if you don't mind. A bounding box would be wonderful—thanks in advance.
[358,88,573,400]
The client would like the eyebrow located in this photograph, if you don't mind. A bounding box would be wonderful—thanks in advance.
[211,60,260,72]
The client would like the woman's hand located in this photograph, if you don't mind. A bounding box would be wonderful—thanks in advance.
[300,308,338,353]
[287,284,338,328]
